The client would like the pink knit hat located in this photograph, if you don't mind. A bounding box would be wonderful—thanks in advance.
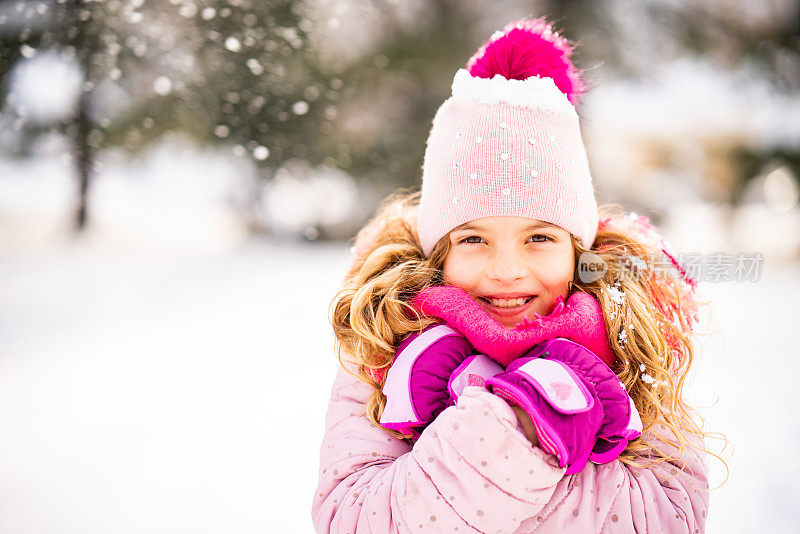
[417,18,599,257]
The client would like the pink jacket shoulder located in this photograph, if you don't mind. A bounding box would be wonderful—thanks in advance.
[312,363,709,533]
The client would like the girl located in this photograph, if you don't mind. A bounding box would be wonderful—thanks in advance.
[313,17,717,533]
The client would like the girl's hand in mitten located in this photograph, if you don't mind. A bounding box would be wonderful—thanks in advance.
[510,406,540,447]
[486,338,642,474]
[380,323,504,433]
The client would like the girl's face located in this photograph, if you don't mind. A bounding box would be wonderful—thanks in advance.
[443,216,575,329]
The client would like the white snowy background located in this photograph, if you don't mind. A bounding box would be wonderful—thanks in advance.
[0,147,798,533]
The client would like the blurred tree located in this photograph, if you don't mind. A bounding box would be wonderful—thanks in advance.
[82,0,328,230]
[567,0,800,207]
[65,0,95,230]
[1,0,328,231]
[0,0,60,155]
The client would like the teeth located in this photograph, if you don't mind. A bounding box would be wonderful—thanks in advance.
[486,296,531,308]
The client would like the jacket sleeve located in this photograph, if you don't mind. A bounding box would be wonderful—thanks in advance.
[514,427,710,533]
[311,362,567,534]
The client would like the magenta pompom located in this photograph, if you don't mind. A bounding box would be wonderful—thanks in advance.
[466,17,585,104]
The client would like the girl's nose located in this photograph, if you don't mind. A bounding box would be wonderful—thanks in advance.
[487,253,527,283]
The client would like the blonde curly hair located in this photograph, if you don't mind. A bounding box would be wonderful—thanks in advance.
[331,188,726,472]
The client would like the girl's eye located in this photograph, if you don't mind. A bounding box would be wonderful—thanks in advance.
[529,234,553,243]
[459,236,484,245]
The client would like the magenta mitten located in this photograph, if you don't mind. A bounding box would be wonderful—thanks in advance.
[486,338,640,474]
[447,353,505,399]
[589,394,643,463]
[380,323,503,433]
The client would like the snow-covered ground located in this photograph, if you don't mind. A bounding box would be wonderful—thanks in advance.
[0,228,797,533]
[688,266,799,533]
[0,233,347,533]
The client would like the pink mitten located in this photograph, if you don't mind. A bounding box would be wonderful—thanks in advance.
[486,338,641,474]
[380,323,503,433]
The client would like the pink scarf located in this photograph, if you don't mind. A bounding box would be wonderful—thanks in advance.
[411,286,615,367]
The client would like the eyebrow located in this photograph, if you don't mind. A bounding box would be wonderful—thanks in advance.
[452,221,558,233]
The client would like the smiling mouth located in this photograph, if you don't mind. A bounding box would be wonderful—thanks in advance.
[478,296,535,308]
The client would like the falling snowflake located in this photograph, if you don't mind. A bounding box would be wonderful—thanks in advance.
[20,44,36,59]
[292,101,309,115]
[246,58,264,75]
[153,76,172,96]
[224,37,242,52]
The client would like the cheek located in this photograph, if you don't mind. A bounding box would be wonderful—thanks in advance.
[441,254,459,284]
[442,254,473,286]
[539,249,575,289]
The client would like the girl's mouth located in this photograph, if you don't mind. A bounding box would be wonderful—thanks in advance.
[478,296,535,317]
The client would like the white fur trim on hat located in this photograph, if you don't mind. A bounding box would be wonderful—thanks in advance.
[450,69,575,114]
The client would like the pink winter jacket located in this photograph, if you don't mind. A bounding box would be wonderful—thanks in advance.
[312,361,709,533]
